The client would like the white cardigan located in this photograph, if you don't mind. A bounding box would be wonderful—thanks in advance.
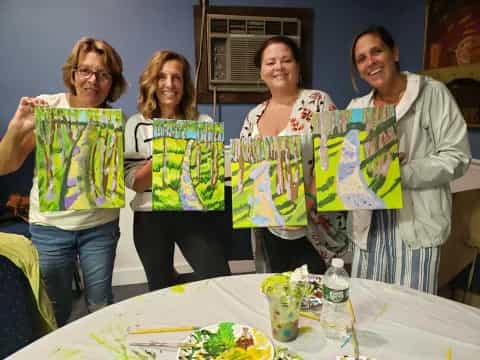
[347,72,471,249]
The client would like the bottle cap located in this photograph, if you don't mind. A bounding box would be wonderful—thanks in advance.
[332,258,344,268]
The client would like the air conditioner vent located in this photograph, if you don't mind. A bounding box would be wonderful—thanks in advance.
[265,21,282,35]
[283,22,299,36]
[229,19,246,33]
[211,19,227,33]
[246,20,265,34]
[230,38,264,81]
[207,14,301,92]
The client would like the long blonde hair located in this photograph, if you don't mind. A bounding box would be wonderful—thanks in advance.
[137,50,198,120]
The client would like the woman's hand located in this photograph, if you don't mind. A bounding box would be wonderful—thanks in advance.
[132,160,153,193]
[0,97,46,175]
[8,97,47,136]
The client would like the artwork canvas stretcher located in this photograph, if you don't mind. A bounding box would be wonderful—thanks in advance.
[313,106,403,211]
[35,107,125,211]
[230,136,307,229]
[151,119,224,211]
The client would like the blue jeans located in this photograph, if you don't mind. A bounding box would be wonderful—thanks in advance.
[30,220,120,326]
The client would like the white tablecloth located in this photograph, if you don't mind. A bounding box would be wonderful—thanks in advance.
[8,274,480,359]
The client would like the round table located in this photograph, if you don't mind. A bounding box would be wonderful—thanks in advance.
[8,274,480,359]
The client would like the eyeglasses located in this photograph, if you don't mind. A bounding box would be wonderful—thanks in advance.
[75,67,112,82]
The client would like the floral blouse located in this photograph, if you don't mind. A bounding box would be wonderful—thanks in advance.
[240,89,336,186]
[239,89,337,240]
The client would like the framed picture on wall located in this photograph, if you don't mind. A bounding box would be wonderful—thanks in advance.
[423,0,480,128]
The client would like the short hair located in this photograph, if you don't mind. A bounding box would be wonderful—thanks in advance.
[254,35,302,69]
[350,25,399,92]
[137,50,198,120]
[62,37,127,104]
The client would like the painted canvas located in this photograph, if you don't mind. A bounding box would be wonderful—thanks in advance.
[151,119,224,211]
[230,136,307,229]
[313,106,402,211]
[35,107,124,211]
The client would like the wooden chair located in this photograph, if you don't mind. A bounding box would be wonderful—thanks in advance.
[439,189,480,305]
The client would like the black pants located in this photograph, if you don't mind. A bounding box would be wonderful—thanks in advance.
[260,228,326,274]
[134,211,231,290]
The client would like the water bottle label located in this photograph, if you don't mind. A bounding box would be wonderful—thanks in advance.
[323,286,349,303]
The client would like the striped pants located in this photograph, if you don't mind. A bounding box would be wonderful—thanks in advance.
[351,210,440,294]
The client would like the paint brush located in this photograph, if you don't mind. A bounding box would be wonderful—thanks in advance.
[347,299,359,360]
[128,326,199,335]
[128,341,197,350]
[446,348,452,360]
[350,324,360,360]
[347,299,356,323]
[299,311,320,321]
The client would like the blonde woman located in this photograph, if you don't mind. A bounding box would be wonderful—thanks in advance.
[0,37,127,325]
[124,50,230,290]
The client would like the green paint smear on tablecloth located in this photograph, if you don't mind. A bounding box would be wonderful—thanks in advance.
[169,284,186,293]
[374,303,389,320]
[90,332,156,359]
[49,347,82,359]
[298,326,313,335]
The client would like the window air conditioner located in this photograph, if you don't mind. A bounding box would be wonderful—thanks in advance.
[207,14,301,92]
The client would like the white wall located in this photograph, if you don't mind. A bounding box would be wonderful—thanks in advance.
[451,159,480,193]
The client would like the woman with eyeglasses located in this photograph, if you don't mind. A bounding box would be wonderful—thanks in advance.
[0,37,127,325]
[124,50,230,291]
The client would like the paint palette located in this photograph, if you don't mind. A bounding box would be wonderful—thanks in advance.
[176,322,274,360]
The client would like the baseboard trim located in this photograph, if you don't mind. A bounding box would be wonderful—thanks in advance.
[228,259,256,274]
[112,267,147,286]
[112,260,256,286]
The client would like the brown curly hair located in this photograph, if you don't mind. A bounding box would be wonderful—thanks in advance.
[62,37,127,104]
[137,50,198,120]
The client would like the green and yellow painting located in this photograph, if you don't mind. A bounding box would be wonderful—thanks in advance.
[152,119,224,211]
[313,106,402,211]
[34,107,124,211]
[231,136,307,229]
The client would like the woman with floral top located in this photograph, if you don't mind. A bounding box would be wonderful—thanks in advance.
[240,36,336,274]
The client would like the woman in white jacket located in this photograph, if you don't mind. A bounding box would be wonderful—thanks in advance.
[348,25,471,293]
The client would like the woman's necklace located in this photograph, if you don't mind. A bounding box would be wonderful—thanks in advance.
[374,76,407,106]
[374,88,405,106]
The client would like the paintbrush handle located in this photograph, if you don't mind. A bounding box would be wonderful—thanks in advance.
[299,311,320,321]
[347,298,356,323]
[128,326,199,334]
[128,341,196,348]
[351,325,360,360]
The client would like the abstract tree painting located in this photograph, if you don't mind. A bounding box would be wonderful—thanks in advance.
[152,119,224,211]
[230,136,307,229]
[313,106,402,211]
[35,107,124,211]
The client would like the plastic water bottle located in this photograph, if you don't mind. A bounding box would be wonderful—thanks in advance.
[320,258,351,340]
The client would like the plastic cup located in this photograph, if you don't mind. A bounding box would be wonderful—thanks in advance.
[266,283,303,342]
